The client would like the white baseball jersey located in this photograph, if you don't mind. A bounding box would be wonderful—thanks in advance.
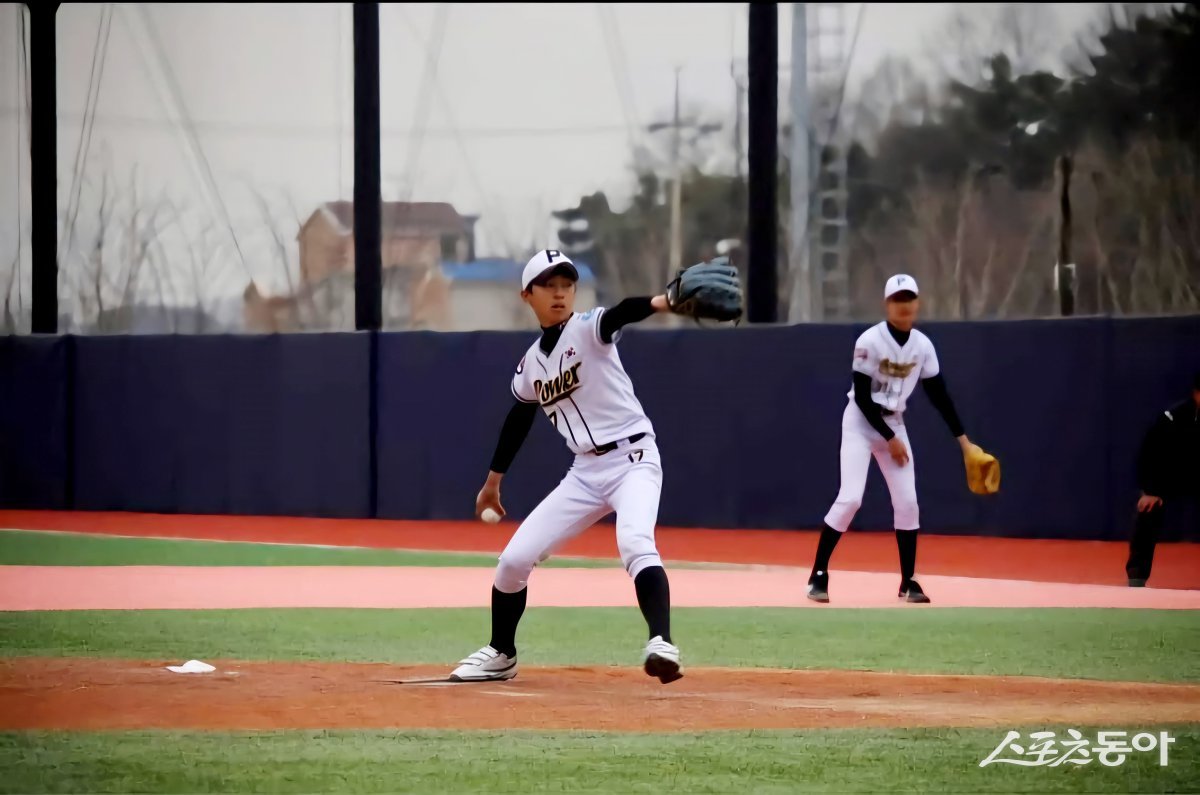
[846,322,941,415]
[512,308,654,456]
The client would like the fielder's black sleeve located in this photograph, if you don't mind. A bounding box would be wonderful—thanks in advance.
[853,371,895,441]
[489,399,539,474]
[1137,411,1175,496]
[921,374,966,438]
[599,297,656,344]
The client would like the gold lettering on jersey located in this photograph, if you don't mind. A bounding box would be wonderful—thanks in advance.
[879,358,917,378]
[534,362,584,407]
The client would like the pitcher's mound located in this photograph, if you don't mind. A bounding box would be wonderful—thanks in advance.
[3,658,1198,732]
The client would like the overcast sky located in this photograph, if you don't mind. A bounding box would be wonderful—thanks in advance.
[1,2,1107,307]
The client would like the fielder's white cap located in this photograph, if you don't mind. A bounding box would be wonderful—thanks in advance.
[521,249,579,291]
[884,273,919,299]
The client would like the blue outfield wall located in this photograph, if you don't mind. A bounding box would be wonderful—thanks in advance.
[69,334,372,518]
[0,336,70,509]
[1,315,1197,540]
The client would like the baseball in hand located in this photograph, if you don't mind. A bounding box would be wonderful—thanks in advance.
[481,508,501,524]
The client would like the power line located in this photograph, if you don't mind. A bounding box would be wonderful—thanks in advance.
[596,4,643,155]
[62,3,113,260]
[135,3,251,283]
[62,3,108,252]
[116,6,191,172]
[596,9,626,144]
[400,2,448,201]
[336,4,343,198]
[825,3,867,143]
[13,7,22,225]
[116,3,221,263]
[9,5,24,318]
[17,4,30,315]
[0,108,634,141]
[18,5,28,122]
[606,7,643,142]
[394,5,514,257]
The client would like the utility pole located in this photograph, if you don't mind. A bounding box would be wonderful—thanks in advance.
[787,3,811,323]
[668,67,683,287]
[646,68,721,287]
[732,59,745,232]
[1056,154,1075,316]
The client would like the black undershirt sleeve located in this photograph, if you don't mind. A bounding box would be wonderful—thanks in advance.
[853,371,895,441]
[921,374,966,437]
[599,297,656,343]
[489,400,538,474]
[1136,412,1172,495]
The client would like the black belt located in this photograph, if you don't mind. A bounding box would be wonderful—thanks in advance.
[593,432,646,456]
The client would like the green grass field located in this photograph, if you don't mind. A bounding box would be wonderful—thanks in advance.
[0,529,621,568]
[3,727,1196,794]
[3,607,1197,682]
[2,528,1197,793]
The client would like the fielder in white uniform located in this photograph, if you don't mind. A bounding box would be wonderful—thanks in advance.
[807,274,977,604]
[450,249,684,685]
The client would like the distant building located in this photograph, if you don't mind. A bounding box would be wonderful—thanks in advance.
[297,200,473,284]
[243,201,602,332]
[244,266,451,333]
[442,258,597,331]
[244,200,473,333]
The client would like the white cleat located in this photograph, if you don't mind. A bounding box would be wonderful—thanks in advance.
[643,636,683,684]
[449,645,518,682]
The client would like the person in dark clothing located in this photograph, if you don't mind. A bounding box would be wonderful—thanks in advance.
[1126,372,1200,587]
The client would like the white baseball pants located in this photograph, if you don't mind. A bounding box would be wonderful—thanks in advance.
[824,402,920,533]
[494,437,664,593]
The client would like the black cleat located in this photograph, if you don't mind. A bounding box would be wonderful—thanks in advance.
[807,570,830,603]
[899,579,931,604]
[1128,578,1147,588]
[643,637,683,684]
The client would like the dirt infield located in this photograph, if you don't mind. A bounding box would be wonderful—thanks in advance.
[3,657,1199,732]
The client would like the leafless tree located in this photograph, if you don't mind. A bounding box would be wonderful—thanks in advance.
[250,189,324,331]
[850,168,1060,321]
[1,253,21,334]
[49,161,244,334]
[59,165,172,333]
[849,129,1198,322]
[1073,136,1200,315]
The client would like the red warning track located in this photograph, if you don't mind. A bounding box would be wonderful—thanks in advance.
[2,510,1198,590]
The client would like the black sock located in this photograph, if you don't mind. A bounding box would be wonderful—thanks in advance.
[896,530,917,585]
[488,586,526,658]
[811,524,843,579]
[634,566,672,643]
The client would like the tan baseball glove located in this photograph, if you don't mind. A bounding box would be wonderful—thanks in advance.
[964,443,1001,495]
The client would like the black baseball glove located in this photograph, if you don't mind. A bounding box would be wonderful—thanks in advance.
[665,257,744,323]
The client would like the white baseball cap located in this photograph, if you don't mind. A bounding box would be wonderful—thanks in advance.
[521,250,579,291]
[884,274,919,299]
